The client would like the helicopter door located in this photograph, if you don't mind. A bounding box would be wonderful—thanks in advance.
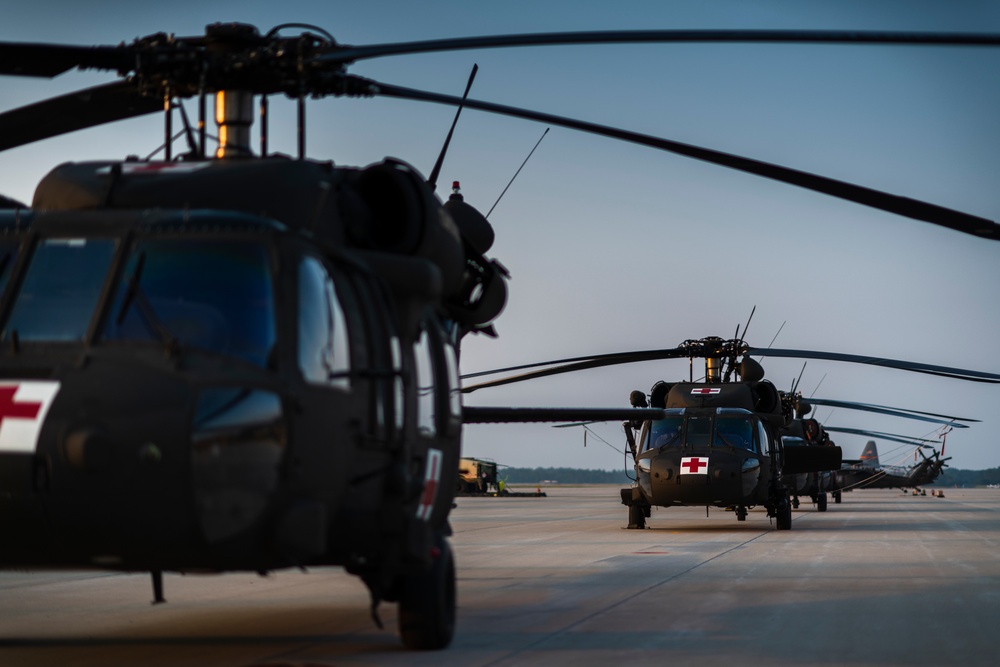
[292,255,366,512]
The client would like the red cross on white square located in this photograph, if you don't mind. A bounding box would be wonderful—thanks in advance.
[680,456,709,474]
[0,381,61,453]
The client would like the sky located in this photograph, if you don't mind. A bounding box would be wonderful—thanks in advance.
[2,1,999,472]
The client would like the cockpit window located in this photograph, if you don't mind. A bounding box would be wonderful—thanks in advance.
[642,412,759,453]
[644,416,683,451]
[714,416,755,451]
[103,239,276,367]
[6,238,116,342]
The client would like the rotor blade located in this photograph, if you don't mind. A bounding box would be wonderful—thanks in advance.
[806,397,974,427]
[0,81,162,152]
[461,346,689,393]
[747,347,1000,383]
[321,29,1000,65]
[369,80,999,240]
[0,43,131,78]
[824,426,938,447]
[463,406,666,424]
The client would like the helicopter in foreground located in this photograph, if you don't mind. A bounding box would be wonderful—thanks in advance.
[1,23,999,650]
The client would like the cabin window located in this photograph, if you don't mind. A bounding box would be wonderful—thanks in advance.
[103,239,276,367]
[413,324,436,437]
[7,238,116,342]
[297,256,351,388]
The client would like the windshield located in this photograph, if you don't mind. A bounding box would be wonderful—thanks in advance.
[643,413,758,452]
[102,239,277,367]
[5,238,116,342]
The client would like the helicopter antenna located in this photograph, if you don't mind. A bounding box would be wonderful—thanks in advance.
[757,320,786,363]
[487,126,549,217]
[724,305,755,381]
[791,361,807,395]
[428,63,479,192]
[808,373,827,398]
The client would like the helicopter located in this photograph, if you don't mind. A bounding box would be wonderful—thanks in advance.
[778,391,974,509]
[1,22,999,650]
[835,437,952,493]
[462,333,1000,529]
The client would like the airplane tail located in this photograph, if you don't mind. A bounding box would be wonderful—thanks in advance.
[860,440,880,468]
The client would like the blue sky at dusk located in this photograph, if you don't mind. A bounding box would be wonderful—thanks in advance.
[2,1,999,471]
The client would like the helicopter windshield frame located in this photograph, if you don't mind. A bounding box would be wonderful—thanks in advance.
[640,407,762,454]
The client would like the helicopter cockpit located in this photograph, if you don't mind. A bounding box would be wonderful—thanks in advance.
[640,407,765,454]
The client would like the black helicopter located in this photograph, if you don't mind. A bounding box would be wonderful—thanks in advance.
[778,391,974,510]
[2,23,1000,651]
[463,334,1000,529]
[836,438,952,493]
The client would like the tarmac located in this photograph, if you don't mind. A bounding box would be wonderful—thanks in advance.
[1,485,998,666]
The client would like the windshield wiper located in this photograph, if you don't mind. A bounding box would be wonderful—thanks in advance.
[115,251,181,358]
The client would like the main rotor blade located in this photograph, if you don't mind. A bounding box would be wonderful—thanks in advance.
[806,397,974,427]
[370,80,999,240]
[463,406,666,424]
[0,43,131,78]
[748,347,1000,383]
[460,347,690,393]
[824,426,939,447]
[0,81,162,152]
[322,29,1000,65]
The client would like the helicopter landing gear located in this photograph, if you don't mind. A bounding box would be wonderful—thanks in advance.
[627,503,648,529]
[775,495,792,531]
[736,505,748,521]
[398,534,456,650]
[791,496,800,509]
[816,492,828,512]
[833,490,842,504]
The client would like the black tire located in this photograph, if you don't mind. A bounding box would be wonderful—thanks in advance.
[776,497,792,530]
[817,492,828,512]
[398,535,456,650]
[628,504,647,529]
[833,490,842,504]
[792,496,800,509]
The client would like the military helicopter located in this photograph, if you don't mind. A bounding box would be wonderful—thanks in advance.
[1,23,999,650]
[463,334,1000,529]
[779,391,974,509]
[836,437,952,493]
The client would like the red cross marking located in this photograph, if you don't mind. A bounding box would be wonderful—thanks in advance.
[681,457,708,474]
[0,386,42,426]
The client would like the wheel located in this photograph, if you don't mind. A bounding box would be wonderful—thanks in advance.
[398,534,456,650]
[776,497,792,530]
[791,496,800,509]
[833,490,842,504]
[628,504,647,529]
[736,505,747,522]
[817,492,828,512]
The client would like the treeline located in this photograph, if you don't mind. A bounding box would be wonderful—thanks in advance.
[936,468,1000,488]
[500,467,1000,487]
[504,467,631,484]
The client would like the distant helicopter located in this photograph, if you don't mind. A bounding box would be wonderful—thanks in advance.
[463,334,999,529]
[836,438,952,493]
[778,392,974,510]
[1,24,999,650]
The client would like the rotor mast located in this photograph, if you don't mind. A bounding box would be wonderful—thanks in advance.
[214,90,254,158]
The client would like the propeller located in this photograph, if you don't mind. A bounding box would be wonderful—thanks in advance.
[0,26,998,238]
[460,337,1000,393]
[796,396,976,428]
[822,426,941,447]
